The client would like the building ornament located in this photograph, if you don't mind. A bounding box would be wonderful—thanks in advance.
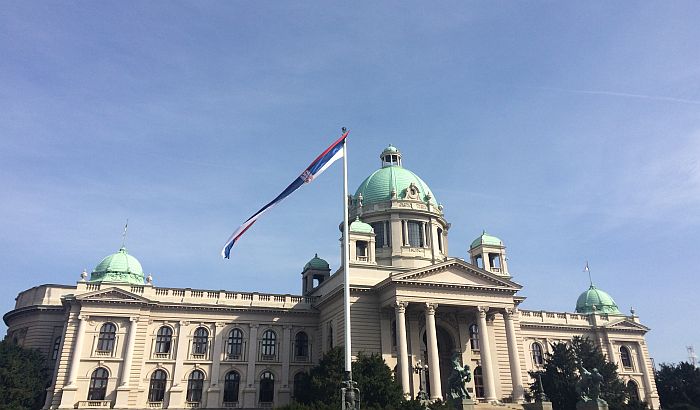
[425,303,437,315]
[395,300,408,313]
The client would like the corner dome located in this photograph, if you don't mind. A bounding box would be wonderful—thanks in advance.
[355,146,437,206]
[304,254,329,271]
[90,247,145,285]
[575,284,621,315]
[350,217,374,234]
[470,231,503,249]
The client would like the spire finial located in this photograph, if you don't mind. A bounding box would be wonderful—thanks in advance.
[584,260,593,286]
[121,219,129,249]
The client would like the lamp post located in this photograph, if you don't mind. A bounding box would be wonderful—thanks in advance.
[413,360,429,402]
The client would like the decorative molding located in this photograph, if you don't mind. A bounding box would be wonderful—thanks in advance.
[395,300,408,313]
[425,303,437,315]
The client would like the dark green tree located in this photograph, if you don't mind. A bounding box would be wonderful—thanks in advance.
[0,340,50,410]
[529,336,646,410]
[655,362,700,409]
[282,347,428,410]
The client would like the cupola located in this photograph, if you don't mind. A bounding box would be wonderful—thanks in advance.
[381,144,402,167]
[301,254,331,295]
[575,284,621,315]
[90,247,145,285]
[469,231,510,277]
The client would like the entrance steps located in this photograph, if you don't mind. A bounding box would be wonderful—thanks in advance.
[475,403,525,410]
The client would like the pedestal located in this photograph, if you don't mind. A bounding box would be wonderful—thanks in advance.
[576,399,609,410]
[205,387,220,408]
[114,385,131,408]
[455,399,476,410]
[524,401,554,410]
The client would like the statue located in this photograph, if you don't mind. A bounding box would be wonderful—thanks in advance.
[576,365,607,409]
[447,352,472,401]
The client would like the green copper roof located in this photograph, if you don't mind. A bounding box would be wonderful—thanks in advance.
[355,165,437,206]
[90,247,145,285]
[350,217,374,234]
[381,145,400,155]
[470,231,503,249]
[304,254,330,271]
[575,284,621,315]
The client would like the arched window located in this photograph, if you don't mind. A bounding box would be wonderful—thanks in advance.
[186,370,204,403]
[223,371,240,403]
[192,327,209,355]
[293,372,306,398]
[469,324,480,350]
[474,366,484,398]
[228,328,244,359]
[532,342,544,366]
[97,323,117,352]
[627,380,640,402]
[261,330,276,359]
[259,371,275,403]
[148,369,167,403]
[295,332,309,358]
[87,367,109,400]
[51,337,61,361]
[620,346,633,369]
[155,326,173,354]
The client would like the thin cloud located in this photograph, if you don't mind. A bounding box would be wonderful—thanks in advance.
[524,85,700,106]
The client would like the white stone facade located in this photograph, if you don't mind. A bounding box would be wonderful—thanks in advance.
[3,146,660,409]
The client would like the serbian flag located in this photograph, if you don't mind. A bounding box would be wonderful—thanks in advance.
[221,131,348,259]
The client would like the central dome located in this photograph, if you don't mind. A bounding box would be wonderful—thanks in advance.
[355,145,438,206]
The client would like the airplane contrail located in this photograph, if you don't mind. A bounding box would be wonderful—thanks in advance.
[525,85,700,105]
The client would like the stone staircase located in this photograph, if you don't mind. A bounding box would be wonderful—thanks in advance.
[475,403,525,410]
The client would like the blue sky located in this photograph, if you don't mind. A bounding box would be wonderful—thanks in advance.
[2,2,699,365]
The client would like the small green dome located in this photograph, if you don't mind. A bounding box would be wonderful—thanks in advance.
[304,254,330,271]
[90,247,145,285]
[381,145,400,155]
[350,217,374,234]
[355,147,437,206]
[575,284,621,315]
[470,231,503,249]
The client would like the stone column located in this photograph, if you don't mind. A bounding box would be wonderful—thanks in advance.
[403,220,410,246]
[66,314,86,386]
[206,322,225,408]
[607,338,616,364]
[169,321,190,407]
[503,309,524,402]
[115,317,139,407]
[243,324,259,408]
[478,306,498,402]
[120,317,139,386]
[425,303,442,400]
[58,313,87,408]
[279,325,293,404]
[637,341,658,406]
[395,301,411,397]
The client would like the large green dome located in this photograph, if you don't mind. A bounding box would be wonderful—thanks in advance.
[575,284,621,315]
[355,146,437,206]
[90,247,145,285]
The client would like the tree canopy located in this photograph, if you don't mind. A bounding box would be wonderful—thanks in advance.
[284,347,429,410]
[655,362,700,410]
[0,340,50,410]
[528,336,647,410]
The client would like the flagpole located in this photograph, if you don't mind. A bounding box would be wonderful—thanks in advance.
[342,127,352,381]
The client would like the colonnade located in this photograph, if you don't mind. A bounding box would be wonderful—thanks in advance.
[393,301,525,403]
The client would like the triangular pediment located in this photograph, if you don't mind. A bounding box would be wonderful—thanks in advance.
[603,318,649,332]
[77,287,151,304]
[389,259,522,291]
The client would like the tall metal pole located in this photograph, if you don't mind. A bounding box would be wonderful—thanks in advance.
[340,127,358,409]
[342,128,352,378]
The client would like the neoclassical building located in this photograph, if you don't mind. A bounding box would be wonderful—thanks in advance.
[4,146,660,409]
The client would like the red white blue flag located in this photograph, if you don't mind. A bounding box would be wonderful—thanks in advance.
[221,131,348,259]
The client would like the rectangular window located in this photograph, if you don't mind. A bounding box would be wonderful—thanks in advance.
[437,228,443,252]
[407,221,423,247]
[372,222,385,248]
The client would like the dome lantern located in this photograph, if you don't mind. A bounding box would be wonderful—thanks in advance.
[381,145,402,168]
